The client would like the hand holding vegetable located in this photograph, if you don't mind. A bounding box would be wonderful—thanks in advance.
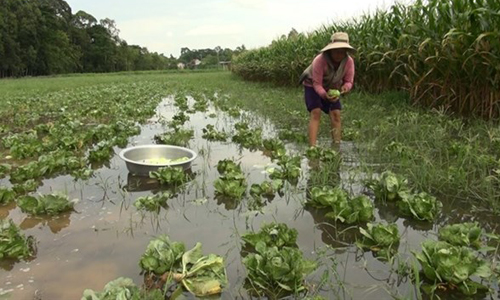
[326,89,340,102]
[340,85,349,94]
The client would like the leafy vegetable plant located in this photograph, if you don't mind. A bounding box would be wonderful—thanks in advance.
[398,192,442,222]
[173,95,189,111]
[232,122,262,149]
[202,124,228,142]
[308,186,348,208]
[214,171,247,199]
[357,222,400,260]
[150,166,189,186]
[12,179,40,194]
[0,187,15,204]
[88,140,115,163]
[250,179,283,199]
[17,192,76,215]
[216,159,241,175]
[226,107,241,117]
[170,112,189,127]
[154,128,193,147]
[326,195,374,224]
[133,192,172,212]
[0,219,36,260]
[278,128,308,144]
[366,171,410,202]
[82,277,164,300]
[242,222,298,249]
[193,98,209,112]
[268,154,301,182]
[139,235,186,275]
[305,147,341,163]
[139,235,228,297]
[262,138,285,153]
[10,150,87,182]
[241,223,316,298]
[0,163,11,178]
[243,244,317,298]
[438,222,482,248]
[307,186,374,224]
[414,240,491,296]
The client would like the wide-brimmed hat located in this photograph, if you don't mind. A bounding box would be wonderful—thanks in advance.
[320,32,356,53]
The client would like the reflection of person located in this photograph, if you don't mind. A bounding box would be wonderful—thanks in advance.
[299,32,356,146]
[374,201,400,224]
[305,173,358,250]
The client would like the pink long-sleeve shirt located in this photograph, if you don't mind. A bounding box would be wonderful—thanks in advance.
[303,54,355,99]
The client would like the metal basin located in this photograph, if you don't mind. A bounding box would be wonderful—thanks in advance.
[119,145,197,176]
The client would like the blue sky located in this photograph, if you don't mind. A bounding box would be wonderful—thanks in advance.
[65,0,408,58]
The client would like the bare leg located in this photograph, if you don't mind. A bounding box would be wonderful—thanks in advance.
[308,108,322,146]
[329,109,341,144]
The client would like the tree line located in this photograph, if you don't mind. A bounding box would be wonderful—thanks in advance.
[0,0,246,77]
[178,45,246,68]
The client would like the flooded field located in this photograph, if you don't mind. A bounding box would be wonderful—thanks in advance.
[1,89,500,300]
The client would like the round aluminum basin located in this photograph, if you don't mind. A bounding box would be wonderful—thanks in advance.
[119,145,197,177]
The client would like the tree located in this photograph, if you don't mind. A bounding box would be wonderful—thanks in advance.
[37,0,78,74]
[214,45,222,65]
[202,54,218,67]
[0,0,249,77]
[0,0,22,76]
[100,18,120,44]
[72,10,97,29]
[85,24,117,72]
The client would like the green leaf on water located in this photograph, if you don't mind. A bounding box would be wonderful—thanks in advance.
[17,192,76,216]
[0,219,36,260]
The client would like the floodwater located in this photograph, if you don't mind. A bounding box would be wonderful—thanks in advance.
[1,95,499,300]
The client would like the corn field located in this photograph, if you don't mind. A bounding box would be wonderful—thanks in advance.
[232,0,500,118]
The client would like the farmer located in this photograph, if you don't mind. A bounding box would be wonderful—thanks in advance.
[299,32,356,146]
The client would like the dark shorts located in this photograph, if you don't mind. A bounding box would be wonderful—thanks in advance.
[304,86,342,114]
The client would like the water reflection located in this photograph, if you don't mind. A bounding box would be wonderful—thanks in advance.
[373,201,399,224]
[124,168,195,194]
[305,206,360,252]
[214,194,241,210]
[401,218,434,232]
[302,161,360,252]
[19,211,72,234]
[0,201,16,219]
[124,173,161,192]
[0,256,33,272]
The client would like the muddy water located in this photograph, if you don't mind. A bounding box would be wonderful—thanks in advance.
[0,95,498,300]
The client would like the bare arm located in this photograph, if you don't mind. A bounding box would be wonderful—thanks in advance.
[341,57,355,94]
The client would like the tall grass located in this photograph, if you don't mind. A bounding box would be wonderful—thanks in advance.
[232,0,500,118]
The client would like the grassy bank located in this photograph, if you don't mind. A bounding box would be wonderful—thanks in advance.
[1,71,499,213]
